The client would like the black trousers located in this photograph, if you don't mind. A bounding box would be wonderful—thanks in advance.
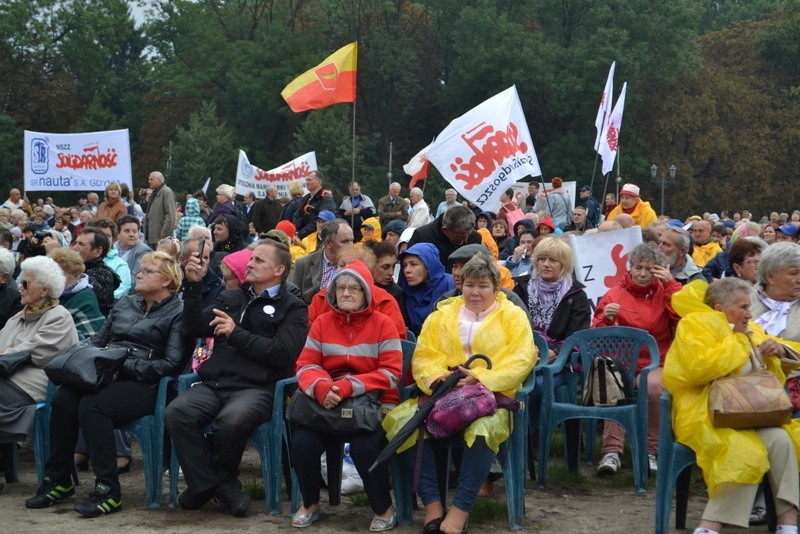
[45,381,159,498]
[291,425,392,515]
[164,383,274,494]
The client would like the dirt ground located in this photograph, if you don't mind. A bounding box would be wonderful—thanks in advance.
[0,442,772,533]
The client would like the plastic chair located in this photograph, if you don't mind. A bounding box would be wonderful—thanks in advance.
[538,326,659,494]
[0,382,57,484]
[168,373,296,515]
[394,367,537,531]
[405,329,416,343]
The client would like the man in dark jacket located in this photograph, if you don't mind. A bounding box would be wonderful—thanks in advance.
[166,239,309,517]
[74,228,120,316]
[407,206,482,273]
[292,171,336,239]
[251,186,282,235]
[578,186,601,227]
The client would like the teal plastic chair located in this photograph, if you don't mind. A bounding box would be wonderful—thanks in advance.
[538,326,659,494]
[1,382,57,485]
[29,377,173,508]
[168,373,296,515]
[393,367,537,531]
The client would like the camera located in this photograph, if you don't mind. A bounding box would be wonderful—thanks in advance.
[33,231,48,242]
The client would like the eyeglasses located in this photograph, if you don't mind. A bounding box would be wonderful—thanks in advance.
[139,267,161,276]
[742,260,760,267]
[335,284,363,294]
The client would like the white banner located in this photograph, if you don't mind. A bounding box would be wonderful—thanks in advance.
[568,226,642,314]
[426,86,541,213]
[24,129,132,192]
[235,150,316,198]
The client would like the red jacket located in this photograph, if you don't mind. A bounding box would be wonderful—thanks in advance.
[296,261,403,406]
[592,273,681,371]
[307,283,407,340]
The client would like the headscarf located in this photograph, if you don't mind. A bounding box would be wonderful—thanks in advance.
[527,276,572,335]
[399,242,454,334]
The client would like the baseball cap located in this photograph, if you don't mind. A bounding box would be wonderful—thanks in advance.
[316,210,335,221]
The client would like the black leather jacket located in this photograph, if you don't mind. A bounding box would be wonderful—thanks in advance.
[91,292,188,383]
[183,281,309,389]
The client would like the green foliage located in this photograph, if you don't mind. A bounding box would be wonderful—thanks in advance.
[166,102,236,195]
[0,115,23,189]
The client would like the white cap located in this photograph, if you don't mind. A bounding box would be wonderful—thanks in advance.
[619,184,640,197]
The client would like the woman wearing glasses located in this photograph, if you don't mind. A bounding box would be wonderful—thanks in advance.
[25,252,188,518]
[290,261,402,531]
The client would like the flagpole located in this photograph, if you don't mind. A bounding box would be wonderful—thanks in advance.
[351,100,357,183]
[589,108,607,193]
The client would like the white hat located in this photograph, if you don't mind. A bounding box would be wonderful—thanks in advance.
[619,184,640,197]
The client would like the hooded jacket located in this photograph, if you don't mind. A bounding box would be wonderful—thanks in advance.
[399,243,455,335]
[607,199,658,228]
[296,261,403,407]
[213,214,248,253]
[359,216,381,244]
[175,198,206,241]
[663,280,800,497]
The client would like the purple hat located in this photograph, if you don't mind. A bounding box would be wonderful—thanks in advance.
[316,210,335,221]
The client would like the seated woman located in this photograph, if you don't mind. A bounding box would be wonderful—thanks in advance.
[25,252,188,517]
[291,261,402,531]
[664,278,800,534]
[727,238,766,283]
[592,243,680,475]
[398,243,454,337]
[0,256,78,442]
[388,255,536,534]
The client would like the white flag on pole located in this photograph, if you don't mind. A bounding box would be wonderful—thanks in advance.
[598,82,626,176]
[426,86,541,212]
[403,141,433,189]
[594,62,615,151]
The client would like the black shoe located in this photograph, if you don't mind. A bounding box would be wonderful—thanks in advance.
[73,483,122,517]
[178,487,216,510]
[423,517,443,534]
[24,476,75,508]
[215,482,249,517]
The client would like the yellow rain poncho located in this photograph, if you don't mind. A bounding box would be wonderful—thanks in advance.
[663,280,800,497]
[383,292,537,453]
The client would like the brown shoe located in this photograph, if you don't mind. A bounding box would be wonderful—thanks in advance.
[477,479,494,498]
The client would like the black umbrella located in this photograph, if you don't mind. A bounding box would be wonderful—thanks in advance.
[369,354,492,472]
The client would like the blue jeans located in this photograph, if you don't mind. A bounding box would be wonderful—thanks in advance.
[412,436,495,513]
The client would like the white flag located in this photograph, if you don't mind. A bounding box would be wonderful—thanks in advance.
[426,86,541,212]
[594,62,615,151]
[598,82,626,176]
[403,141,433,189]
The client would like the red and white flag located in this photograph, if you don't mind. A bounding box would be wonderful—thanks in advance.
[426,86,541,212]
[403,142,432,189]
[594,62,615,151]
[598,82,626,176]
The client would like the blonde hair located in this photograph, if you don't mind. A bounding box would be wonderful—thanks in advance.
[532,237,574,280]
[105,182,121,194]
[49,248,85,278]
[338,244,376,271]
[287,180,304,198]
[139,251,183,292]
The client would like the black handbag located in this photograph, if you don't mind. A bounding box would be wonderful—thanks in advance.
[0,351,32,379]
[44,343,131,393]
[286,389,382,435]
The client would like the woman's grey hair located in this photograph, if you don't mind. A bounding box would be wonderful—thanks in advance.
[758,242,800,287]
[0,248,14,277]
[216,184,236,200]
[628,243,669,268]
[460,254,500,289]
[20,255,66,298]
[704,278,753,309]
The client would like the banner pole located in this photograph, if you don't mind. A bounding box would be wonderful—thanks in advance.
[351,101,357,183]
[589,108,607,193]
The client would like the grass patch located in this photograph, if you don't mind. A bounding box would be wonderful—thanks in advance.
[348,491,370,507]
[470,497,507,523]
[243,479,265,500]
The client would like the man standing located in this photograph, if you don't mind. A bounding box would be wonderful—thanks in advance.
[566,205,594,233]
[1,188,31,215]
[81,193,100,215]
[166,239,308,517]
[434,189,459,218]
[143,171,177,249]
[243,192,256,223]
[690,220,722,267]
[291,219,354,304]
[408,205,482,273]
[251,186,282,235]
[578,186,601,227]
[114,215,151,277]
[292,171,336,239]
[658,227,704,285]
[377,182,409,227]
[338,181,374,241]
[73,228,121,316]
[523,182,540,213]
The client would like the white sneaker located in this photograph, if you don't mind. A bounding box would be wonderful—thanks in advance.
[597,453,621,475]
[648,454,658,473]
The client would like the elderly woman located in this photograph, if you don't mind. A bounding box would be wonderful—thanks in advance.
[664,278,800,533]
[408,188,431,229]
[0,256,78,441]
[592,243,681,475]
[96,183,127,223]
[25,252,188,517]
[291,261,402,530]
[386,255,536,534]
[208,184,238,224]
[0,248,20,328]
[398,243,454,336]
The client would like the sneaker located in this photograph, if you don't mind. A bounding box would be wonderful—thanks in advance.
[215,483,249,517]
[24,477,75,508]
[597,453,621,476]
[648,454,658,473]
[73,483,122,518]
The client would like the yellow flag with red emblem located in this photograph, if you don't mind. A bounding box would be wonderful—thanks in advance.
[281,42,358,113]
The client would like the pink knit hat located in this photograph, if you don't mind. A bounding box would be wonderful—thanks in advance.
[222,248,253,284]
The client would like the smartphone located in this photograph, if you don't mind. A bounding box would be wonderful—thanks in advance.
[196,238,205,263]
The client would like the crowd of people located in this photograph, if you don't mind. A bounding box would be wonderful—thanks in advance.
[0,171,799,533]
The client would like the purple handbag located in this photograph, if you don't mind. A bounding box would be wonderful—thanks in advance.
[425,383,497,439]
